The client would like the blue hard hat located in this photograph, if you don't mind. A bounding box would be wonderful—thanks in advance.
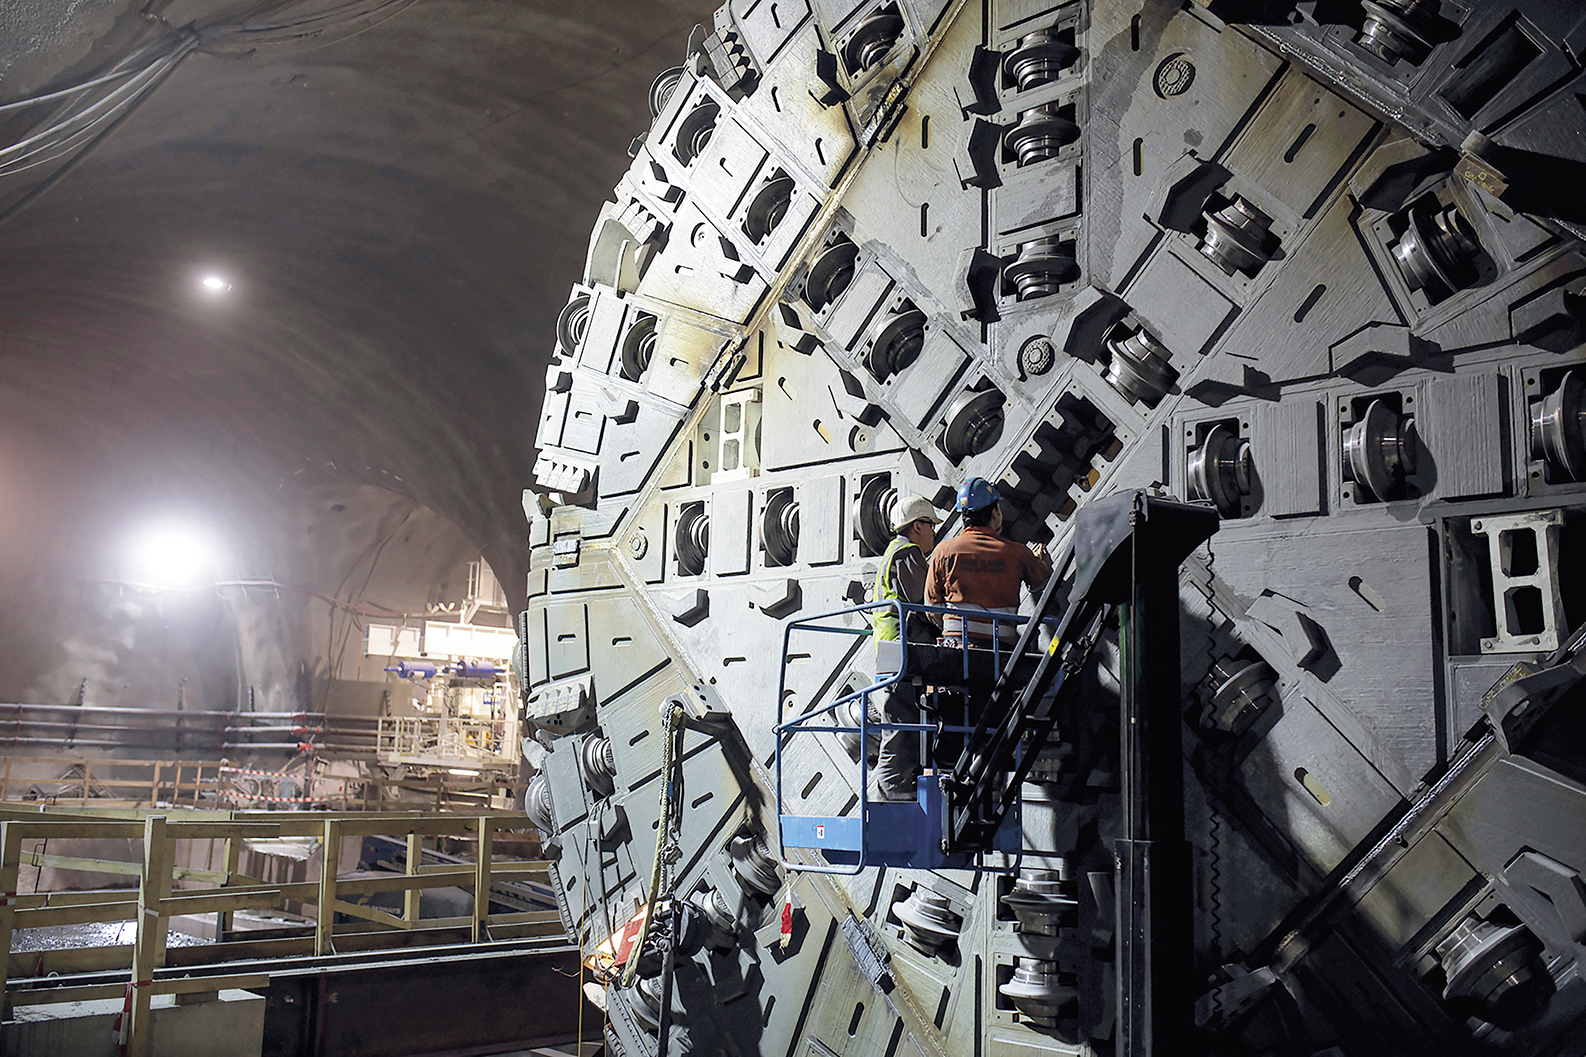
[956,477,1001,512]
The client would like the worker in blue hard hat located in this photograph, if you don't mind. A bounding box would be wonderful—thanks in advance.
[926,477,1051,647]
[869,495,943,802]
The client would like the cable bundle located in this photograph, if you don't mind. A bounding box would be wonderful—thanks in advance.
[0,0,423,221]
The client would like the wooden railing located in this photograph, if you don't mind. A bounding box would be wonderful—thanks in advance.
[0,753,532,811]
[0,756,226,807]
[0,805,561,1057]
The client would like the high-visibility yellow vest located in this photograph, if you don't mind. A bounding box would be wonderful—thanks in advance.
[871,535,919,646]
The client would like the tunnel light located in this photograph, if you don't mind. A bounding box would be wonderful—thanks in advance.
[124,520,222,590]
[199,274,231,294]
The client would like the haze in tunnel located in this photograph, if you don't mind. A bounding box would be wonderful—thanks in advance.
[0,0,715,710]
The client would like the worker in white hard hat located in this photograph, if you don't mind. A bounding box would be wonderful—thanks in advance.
[870,495,943,802]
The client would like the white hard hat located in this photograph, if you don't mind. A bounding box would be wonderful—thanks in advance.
[891,495,943,532]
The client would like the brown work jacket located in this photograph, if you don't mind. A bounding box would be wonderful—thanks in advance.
[925,526,1051,641]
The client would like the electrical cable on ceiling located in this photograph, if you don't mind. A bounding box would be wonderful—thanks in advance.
[0,66,141,115]
[205,0,423,52]
[0,0,425,223]
[0,47,190,178]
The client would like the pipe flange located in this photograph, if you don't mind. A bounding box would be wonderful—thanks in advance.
[1357,0,1435,65]
[1003,30,1079,91]
[893,887,963,954]
[855,477,899,554]
[1198,196,1274,277]
[1187,424,1252,517]
[620,313,658,381]
[761,489,800,566]
[942,389,1006,460]
[998,958,1074,1027]
[805,237,859,311]
[578,734,617,798]
[865,305,927,380]
[556,294,591,356]
[744,173,796,244]
[1104,325,1178,408]
[1343,398,1416,502]
[1391,201,1479,298]
[1001,868,1077,936]
[729,833,782,896]
[1004,238,1077,300]
[845,10,905,73]
[1532,368,1586,481]
[648,66,685,118]
[1003,104,1078,167]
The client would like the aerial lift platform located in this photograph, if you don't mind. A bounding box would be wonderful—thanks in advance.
[774,490,1219,871]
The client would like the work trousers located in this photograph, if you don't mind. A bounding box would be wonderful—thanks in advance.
[870,678,922,801]
[868,642,1048,800]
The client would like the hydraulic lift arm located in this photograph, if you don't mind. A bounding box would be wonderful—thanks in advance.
[944,490,1219,851]
[945,490,1220,1057]
[941,550,1106,850]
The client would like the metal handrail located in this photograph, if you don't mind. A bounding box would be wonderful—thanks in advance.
[773,599,1055,873]
[375,714,518,768]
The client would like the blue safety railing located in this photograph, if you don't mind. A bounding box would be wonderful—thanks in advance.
[773,599,1054,874]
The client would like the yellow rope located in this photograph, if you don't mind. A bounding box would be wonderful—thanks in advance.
[620,702,684,988]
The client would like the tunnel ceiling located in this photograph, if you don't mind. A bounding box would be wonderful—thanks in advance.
[0,0,717,599]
